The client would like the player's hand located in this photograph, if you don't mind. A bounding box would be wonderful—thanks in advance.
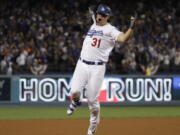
[129,13,137,29]
[88,6,95,15]
[89,7,94,15]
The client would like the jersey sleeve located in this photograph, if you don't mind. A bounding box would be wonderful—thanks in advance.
[111,27,124,41]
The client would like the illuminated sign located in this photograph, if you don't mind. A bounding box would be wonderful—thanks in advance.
[19,78,70,102]
[19,77,172,102]
[173,77,180,90]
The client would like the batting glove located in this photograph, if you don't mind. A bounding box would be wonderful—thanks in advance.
[129,13,137,29]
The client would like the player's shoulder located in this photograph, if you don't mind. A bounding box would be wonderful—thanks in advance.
[91,23,98,29]
[105,23,119,31]
[104,23,113,28]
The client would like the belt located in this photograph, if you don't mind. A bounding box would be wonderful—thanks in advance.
[79,57,104,65]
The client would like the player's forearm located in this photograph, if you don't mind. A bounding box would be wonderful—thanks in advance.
[117,28,133,42]
[117,16,136,43]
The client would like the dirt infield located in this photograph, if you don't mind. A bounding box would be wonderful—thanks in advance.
[0,118,180,135]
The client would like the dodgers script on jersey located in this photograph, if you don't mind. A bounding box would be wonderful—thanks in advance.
[80,23,123,62]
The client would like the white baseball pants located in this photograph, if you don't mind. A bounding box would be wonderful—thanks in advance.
[70,59,106,132]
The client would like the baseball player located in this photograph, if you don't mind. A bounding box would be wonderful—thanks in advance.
[67,4,136,135]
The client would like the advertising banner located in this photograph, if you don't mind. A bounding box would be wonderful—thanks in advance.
[172,77,180,100]
[17,76,178,103]
[0,78,11,101]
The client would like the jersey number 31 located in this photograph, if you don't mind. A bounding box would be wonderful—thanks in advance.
[91,38,101,48]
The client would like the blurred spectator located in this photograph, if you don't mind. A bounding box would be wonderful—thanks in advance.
[7,62,13,75]
[30,58,48,75]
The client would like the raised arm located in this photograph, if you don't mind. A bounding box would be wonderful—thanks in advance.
[88,6,96,24]
[117,16,136,43]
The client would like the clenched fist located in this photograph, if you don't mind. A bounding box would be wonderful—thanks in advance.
[129,15,137,29]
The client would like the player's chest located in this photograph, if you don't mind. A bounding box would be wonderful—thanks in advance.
[86,27,111,38]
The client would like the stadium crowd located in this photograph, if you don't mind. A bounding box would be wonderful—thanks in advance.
[0,0,179,75]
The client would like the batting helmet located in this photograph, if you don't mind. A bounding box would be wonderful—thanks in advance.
[96,4,112,16]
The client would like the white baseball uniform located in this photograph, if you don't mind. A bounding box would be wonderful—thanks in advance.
[70,19,123,134]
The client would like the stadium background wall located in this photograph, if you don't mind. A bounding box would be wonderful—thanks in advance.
[0,75,180,106]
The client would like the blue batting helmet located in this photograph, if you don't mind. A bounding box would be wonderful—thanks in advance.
[96,4,112,16]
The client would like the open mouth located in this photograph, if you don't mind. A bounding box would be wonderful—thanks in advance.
[97,18,102,22]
